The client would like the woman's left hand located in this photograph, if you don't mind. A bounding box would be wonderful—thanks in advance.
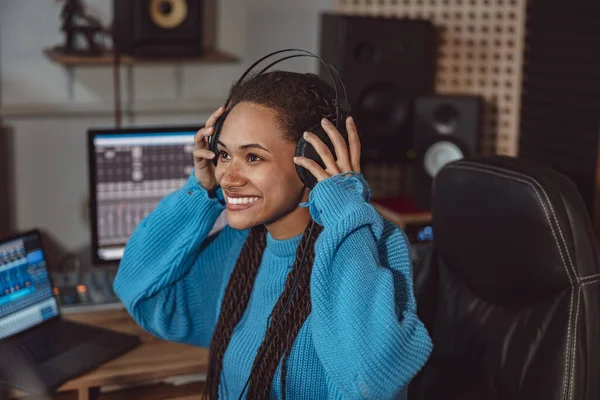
[293,116,361,182]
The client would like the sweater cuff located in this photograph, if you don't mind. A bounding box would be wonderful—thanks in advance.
[301,172,371,227]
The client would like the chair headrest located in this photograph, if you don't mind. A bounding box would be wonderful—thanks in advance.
[431,155,600,307]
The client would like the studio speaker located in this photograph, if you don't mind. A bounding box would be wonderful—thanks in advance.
[519,0,600,228]
[413,95,483,210]
[113,0,216,58]
[318,13,437,164]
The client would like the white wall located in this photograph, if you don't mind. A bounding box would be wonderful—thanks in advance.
[0,0,334,262]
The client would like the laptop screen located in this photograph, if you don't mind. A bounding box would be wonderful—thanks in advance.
[0,231,59,339]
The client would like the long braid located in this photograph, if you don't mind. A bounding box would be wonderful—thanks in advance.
[279,292,313,400]
[204,225,267,399]
[246,222,322,399]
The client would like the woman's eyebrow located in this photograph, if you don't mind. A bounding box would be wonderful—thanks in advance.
[217,140,271,153]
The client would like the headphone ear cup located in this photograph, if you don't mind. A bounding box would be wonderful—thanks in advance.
[208,110,229,166]
[295,137,317,190]
[295,120,350,189]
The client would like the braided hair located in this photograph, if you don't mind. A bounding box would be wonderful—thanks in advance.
[203,71,335,399]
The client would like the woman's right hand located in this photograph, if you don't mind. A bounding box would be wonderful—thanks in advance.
[193,106,225,191]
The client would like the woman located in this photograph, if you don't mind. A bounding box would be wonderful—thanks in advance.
[114,70,432,399]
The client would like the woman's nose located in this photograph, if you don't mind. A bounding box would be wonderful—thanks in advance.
[218,163,246,188]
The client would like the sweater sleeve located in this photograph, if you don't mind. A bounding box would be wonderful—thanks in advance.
[304,173,433,400]
[113,173,246,347]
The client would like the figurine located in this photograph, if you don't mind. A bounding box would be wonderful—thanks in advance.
[54,0,110,55]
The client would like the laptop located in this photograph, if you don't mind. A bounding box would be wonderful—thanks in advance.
[0,229,140,394]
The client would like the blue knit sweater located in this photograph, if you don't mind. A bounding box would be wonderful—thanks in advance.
[114,172,432,399]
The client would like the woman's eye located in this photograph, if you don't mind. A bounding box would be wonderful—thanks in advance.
[219,150,230,160]
[248,154,262,162]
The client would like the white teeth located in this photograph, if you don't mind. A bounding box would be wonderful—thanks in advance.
[227,196,259,205]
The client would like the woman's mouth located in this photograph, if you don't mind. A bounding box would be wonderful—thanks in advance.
[225,195,261,211]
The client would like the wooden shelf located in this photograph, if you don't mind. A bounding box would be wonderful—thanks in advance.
[43,48,239,67]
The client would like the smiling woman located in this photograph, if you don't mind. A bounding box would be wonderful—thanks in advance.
[113,50,432,400]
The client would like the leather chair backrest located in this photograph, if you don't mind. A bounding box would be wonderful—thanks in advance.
[411,155,600,400]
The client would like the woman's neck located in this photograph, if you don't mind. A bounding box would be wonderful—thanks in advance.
[264,189,311,240]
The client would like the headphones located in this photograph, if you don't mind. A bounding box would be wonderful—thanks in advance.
[207,48,351,190]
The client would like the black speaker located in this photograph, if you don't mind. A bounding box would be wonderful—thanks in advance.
[318,13,437,164]
[113,0,210,58]
[413,95,483,210]
[519,0,600,225]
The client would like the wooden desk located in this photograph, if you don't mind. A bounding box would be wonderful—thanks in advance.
[372,202,432,229]
[10,309,209,400]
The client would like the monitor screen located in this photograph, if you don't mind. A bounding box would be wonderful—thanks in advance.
[88,126,200,264]
[0,231,59,339]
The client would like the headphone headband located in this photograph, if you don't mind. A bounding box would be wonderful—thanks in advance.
[224,48,350,116]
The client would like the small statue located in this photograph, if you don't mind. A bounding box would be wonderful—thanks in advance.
[55,0,110,55]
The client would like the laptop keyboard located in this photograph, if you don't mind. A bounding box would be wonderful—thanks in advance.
[13,320,99,365]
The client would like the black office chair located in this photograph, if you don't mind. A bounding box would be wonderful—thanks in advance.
[410,155,600,400]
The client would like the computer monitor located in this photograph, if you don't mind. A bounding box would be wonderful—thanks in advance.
[87,126,200,264]
[0,230,59,339]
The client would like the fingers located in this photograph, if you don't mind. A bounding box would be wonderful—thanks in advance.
[194,126,214,146]
[205,106,226,128]
[293,156,329,182]
[194,106,225,147]
[193,148,216,163]
[321,118,352,172]
[302,131,340,174]
[346,116,361,173]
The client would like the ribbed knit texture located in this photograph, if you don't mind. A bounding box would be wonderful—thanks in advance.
[114,172,432,399]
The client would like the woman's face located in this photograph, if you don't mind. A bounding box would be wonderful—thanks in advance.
[214,101,308,233]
